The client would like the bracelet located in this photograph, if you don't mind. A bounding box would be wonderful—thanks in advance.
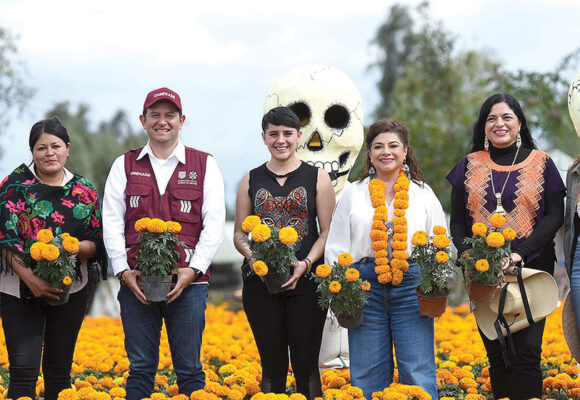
[301,257,312,272]
[117,270,127,285]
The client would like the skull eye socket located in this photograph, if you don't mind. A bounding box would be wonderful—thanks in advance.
[325,105,350,129]
[288,102,311,127]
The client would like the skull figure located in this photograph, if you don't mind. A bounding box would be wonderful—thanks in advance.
[569,68,580,137]
[264,65,364,195]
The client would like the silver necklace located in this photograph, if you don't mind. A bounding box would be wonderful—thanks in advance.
[488,145,521,216]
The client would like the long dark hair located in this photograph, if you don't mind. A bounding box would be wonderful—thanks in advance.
[359,118,424,183]
[471,93,536,152]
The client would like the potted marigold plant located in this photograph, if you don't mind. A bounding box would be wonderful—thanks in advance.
[30,229,79,305]
[242,215,299,294]
[313,252,370,329]
[135,217,185,302]
[460,213,516,303]
[411,226,455,318]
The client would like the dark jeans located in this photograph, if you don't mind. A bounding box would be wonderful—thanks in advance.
[242,283,326,400]
[118,284,208,400]
[1,285,90,400]
[480,318,546,400]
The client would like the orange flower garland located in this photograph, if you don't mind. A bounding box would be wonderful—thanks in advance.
[368,168,410,285]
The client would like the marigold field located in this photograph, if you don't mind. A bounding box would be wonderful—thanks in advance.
[0,302,578,400]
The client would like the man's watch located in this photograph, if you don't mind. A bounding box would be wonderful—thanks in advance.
[116,269,128,285]
[189,267,204,280]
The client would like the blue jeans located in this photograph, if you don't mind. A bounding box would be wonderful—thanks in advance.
[570,238,580,335]
[118,284,208,400]
[348,259,437,400]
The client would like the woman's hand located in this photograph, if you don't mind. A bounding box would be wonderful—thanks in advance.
[500,252,522,279]
[69,240,96,260]
[20,268,62,300]
[281,260,308,290]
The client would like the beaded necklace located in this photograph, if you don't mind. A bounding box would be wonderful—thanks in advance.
[368,168,410,285]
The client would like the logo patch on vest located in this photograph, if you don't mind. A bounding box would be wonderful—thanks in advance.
[130,171,151,177]
[129,195,141,208]
[180,200,192,213]
[184,248,195,263]
[177,170,198,185]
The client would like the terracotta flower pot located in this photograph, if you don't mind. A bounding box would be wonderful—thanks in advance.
[335,306,364,329]
[139,275,173,302]
[466,280,498,303]
[45,284,71,306]
[263,268,292,294]
[416,288,448,318]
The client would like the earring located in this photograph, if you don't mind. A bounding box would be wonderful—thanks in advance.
[516,132,522,148]
[403,161,410,178]
[369,164,376,178]
[484,137,489,151]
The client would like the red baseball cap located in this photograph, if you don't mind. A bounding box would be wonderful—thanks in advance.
[143,87,182,112]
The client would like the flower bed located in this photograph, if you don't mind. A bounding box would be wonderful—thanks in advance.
[0,302,577,400]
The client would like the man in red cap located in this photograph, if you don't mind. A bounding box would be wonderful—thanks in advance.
[103,87,225,399]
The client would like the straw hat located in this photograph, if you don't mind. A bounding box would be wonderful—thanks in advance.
[473,268,558,340]
[563,292,580,361]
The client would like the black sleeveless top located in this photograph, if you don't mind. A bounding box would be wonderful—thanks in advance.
[246,162,320,294]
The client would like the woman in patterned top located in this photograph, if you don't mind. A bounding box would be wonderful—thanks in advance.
[447,94,565,400]
[233,107,335,399]
[0,117,107,400]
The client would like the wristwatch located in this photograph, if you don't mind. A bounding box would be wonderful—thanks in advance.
[116,269,128,285]
[189,267,204,280]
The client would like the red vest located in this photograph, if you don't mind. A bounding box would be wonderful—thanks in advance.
[123,146,209,282]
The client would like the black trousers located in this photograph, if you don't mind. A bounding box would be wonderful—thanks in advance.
[242,281,326,400]
[1,285,90,400]
[480,318,546,400]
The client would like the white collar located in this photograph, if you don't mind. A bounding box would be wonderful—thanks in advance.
[138,140,186,164]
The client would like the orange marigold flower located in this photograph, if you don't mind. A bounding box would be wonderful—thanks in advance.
[393,233,407,242]
[391,241,407,250]
[242,215,261,234]
[475,259,489,272]
[329,281,342,293]
[394,224,408,233]
[360,281,371,291]
[395,191,409,200]
[345,268,360,282]
[371,241,388,251]
[375,265,390,275]
[374,212,388,222]
[375,205,388,214]
[252,260,268,277]
[134,217,150,232]
[30,242,46,261]
[490,213,507,228]
[433,225,447,235]
[251,224,271,242]
[393,216,407,226]
[392,250,408,260]
[62,276,72,286]
[279,227,298,245]
[338,253,353,267]
[412,232,428,246]
[374,249,389,259]
[372,221,387,231]
[486,232,505,248]
[148,218,167,233]
[378,272,392,284]
[316,264,332,278]
[472,223,487,237]
[166,221,182,233]
[436,251,450,263]
[37,229,53,243]
[43,244,60,261]
[394,209,406,217]
[370,229,388,242]
[398,260,409,272]
[433,235,451,249]
[62,236,79,253]
[502,228,516,241]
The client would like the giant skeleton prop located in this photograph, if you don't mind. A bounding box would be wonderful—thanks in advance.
[264,66,364,369]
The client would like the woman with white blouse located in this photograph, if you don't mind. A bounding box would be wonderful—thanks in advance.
[325,119,446,399]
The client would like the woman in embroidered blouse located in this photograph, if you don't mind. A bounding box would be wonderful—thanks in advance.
[325,118,446,399]
[233,107,335,399]
[0,117,107,400]
[447,93,565,400]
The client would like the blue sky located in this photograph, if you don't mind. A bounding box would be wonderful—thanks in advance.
[1,0,580,209]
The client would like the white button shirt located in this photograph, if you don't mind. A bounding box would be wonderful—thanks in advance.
[102,140,225,278]
[325,177,447,265]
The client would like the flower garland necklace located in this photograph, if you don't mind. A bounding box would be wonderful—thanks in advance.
[368,167,410,285]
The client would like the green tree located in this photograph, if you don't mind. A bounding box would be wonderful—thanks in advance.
[0,27,34,158]
[45,102,145,193]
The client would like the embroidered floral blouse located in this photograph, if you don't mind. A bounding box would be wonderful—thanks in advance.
[0,164,107,298]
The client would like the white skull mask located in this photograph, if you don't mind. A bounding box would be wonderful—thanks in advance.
[264,66,364,195]
[569,68,580,138]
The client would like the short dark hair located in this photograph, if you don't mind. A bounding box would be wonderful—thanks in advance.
[471,93,536,152]
[29,116,70,151]
[261,106,300,132]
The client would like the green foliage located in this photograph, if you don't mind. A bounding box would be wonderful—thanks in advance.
[33,235,76,289]
[313,262,369,318]
[0,27,34,159]
[250,225,297,276]
[411,233,454,296]
[136,230,184,276]
[460,227,512,285]
[44,102,145,194]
